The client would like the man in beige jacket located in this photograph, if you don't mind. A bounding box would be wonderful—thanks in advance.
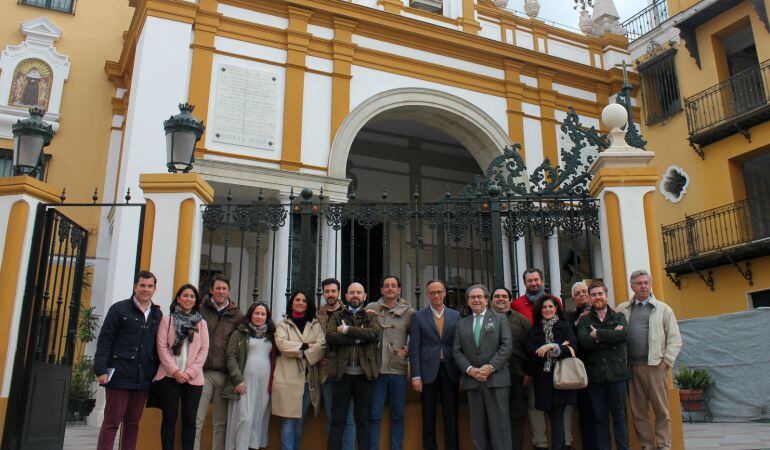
[616,270,682,450]
[365,275,414,450]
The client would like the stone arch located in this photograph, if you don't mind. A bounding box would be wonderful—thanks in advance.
[328,88,513,179]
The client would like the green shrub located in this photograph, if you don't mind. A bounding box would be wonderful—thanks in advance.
[674,365,714,390]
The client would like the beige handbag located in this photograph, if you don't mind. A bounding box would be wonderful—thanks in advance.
[553,345,588,390]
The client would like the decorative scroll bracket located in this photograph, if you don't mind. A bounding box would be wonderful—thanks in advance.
[665,270,682,289]
[724,254,753,286]
[689,262,714,291]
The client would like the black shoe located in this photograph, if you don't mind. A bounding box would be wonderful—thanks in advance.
[565,446,575,450]
[534,447,548,450]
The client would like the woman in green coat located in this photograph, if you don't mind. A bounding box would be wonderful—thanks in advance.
[223,301,277,450]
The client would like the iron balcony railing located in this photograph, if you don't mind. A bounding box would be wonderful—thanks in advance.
[662,196,770,268]
[685,60,770,137]
[19,0,74,13]
[621,0,668,43]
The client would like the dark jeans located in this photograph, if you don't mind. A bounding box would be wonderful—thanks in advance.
[509,375,526,450]
[589,380,630,450]
[97,388,149,450]
[547,404,567,450]
[156,377,203,450]
[328,374,374,450]
[576,386,597,450]
[421,363,459,450]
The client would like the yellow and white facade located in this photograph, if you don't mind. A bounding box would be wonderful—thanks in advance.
[0,0,696,448]
[629,0,770,319]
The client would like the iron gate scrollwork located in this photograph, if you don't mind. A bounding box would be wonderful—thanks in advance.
[200,108,604,311]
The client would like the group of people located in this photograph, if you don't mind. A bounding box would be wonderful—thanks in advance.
[93,266,682,450]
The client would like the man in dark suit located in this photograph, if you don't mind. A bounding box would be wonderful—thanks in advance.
[453,284,513,450]
[409,280,461,450]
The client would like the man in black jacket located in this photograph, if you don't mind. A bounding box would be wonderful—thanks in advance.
[94,271,163,450]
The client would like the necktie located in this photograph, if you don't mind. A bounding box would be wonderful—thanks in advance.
[473,314,482,346]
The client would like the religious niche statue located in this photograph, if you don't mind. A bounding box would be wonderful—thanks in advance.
[9,59,53,110]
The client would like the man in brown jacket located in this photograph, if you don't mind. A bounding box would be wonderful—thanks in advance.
[326,281,380,450]
[194,275,243,450]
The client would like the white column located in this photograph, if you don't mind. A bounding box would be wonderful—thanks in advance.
[592,234,604,280]
[547,232,561,297]
[270,194,292,322]
[515,238,528,296]
[102,16,194,313]
[502,235,512,289]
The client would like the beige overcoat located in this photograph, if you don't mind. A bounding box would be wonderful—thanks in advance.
[271,317,326,418]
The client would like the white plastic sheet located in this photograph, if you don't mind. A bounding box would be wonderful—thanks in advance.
[676,307,770,422]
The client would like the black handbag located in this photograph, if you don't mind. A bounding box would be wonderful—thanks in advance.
[145,380,163,409]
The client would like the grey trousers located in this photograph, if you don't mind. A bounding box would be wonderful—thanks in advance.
[467,385,512,450]
[194,370,228,450]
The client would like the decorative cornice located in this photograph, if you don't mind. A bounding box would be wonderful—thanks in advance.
[0,176,61,203]
[139,173,215,204]
[589,166,658,197]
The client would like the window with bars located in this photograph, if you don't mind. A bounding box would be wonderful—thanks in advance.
[20,0,74,14]
[638,48,682,125]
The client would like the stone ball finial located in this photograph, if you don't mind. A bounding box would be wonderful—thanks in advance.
[601,103,628,131]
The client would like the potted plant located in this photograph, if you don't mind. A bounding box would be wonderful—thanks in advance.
[674,365,714,411]
[68,304,100,421]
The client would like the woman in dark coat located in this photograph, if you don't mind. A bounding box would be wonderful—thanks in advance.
[526,295,578,450]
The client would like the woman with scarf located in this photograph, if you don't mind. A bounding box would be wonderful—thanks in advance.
[273,290,326,450]
[155,284,210,450]
[526,295,578,450]
[224,301,277,450]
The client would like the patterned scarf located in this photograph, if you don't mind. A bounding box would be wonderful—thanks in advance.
[249,323,269,338]
[542,316,559,373]
[170,310,203,356]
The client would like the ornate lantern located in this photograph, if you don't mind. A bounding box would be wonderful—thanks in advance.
[164,103,205,173]
[11,108,54,177]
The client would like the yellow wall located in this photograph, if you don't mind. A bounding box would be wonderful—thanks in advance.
[641,1,770,318]
[0,1,133,255]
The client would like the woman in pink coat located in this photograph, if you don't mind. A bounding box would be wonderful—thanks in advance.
[155,284,210,450]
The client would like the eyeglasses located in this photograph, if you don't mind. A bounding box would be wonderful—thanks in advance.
[468,295,486,300]
[428,290,445,296]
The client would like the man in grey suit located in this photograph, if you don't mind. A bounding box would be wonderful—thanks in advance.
[409,280,460,450]
[453,284,513,450]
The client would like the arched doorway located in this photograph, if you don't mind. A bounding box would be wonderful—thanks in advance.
[331,89,514,308]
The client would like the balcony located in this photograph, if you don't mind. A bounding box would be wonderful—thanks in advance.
[685,60,770,155]
[621,0,668,43]
[662,196,770,278]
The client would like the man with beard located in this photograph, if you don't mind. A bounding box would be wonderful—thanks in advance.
[567,281,597,450]
[511,269,569,450]
[367,275,414,450]
[325,282,381,450]
[317,278,356,450]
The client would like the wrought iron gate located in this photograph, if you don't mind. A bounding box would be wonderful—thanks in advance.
[200,109,607,311]
[2,197,146,450]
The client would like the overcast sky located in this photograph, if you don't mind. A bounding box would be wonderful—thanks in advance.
[507,0,649,31]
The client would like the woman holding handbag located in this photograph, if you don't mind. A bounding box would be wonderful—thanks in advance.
[526,295,578,450]
[154,284,210,450]
[272,290,326,450]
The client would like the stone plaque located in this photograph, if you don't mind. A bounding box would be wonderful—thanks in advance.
[212,64,280,150]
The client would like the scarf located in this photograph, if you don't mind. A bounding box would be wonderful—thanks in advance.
[249,323,269,338]
[526,290,545,304]
[542,316,559,373]
[170,310,203,356]
[291,311,308,333]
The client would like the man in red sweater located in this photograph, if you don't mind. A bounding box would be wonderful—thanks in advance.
[510,268,562,324]
[512,268,570,450]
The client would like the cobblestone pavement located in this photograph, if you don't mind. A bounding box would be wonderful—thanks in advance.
[64,421,770,449]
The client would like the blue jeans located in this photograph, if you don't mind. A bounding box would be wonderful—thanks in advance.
[370,374,407,450]
[323,380,356,450]
[588,380,630,450]
[281,384,311,450]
